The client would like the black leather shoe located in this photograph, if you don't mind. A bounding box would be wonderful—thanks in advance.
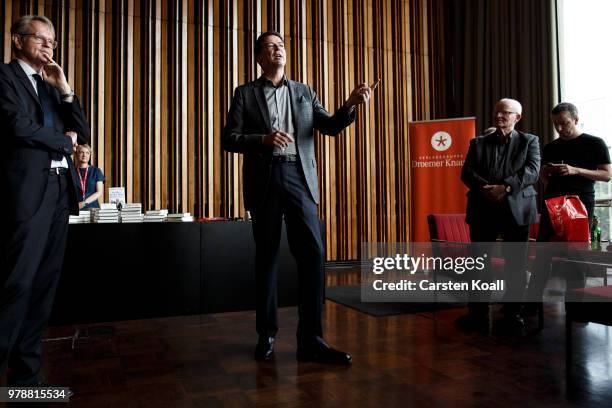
[297,338,352,365]
[455,312,489,332]
[254,336,275,361]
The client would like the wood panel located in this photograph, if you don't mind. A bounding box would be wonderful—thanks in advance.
[1,0,449,260]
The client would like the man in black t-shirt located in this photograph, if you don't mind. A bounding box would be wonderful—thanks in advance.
[525,102,611,306]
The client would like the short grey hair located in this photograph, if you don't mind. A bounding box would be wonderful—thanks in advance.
[11,15,55,54]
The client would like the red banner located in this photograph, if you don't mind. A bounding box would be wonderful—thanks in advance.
[409,118,476,242]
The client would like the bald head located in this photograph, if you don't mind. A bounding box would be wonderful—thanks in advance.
[498,98,522,114]
[494,98,523,135]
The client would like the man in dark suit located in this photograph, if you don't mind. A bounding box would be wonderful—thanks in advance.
[223,31,374,364]
[0,15,90,385]
[459,98,540,332]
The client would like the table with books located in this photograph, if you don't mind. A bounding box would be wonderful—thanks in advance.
[51,208,313,326]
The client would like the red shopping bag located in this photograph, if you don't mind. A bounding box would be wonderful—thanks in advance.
[545,195,590,242]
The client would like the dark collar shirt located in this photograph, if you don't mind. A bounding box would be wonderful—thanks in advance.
[489,129,515,183]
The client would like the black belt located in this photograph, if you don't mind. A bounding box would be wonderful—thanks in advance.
[271,155,298,163]
[49,167,68,176]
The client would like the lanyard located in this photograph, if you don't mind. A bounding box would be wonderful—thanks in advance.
[77,166,89,199]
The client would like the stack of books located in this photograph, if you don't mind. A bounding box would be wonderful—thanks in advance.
[90,203,119,223]
[120,203,144,223]
[144,209,168,222]
[167,212,194,222]
[69,210,91,224]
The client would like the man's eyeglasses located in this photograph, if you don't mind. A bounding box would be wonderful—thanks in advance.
[21,33,58,49]
[495,110,519,117]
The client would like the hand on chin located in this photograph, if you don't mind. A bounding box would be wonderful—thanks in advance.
[39,51,52,65]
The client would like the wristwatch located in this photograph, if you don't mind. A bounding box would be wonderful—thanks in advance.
[505,185,512,193]
[61,89,75,100]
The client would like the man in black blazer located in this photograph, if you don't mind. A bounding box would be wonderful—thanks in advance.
[0,15,90,385]
[223,31,374,364]
[459,98,540,332]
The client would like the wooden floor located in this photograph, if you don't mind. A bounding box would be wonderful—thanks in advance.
[4,268,612,408]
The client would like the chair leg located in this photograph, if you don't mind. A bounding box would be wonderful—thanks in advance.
[432,269,438,323]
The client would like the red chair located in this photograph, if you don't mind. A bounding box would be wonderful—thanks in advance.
[427,213,506,270]
[428,213,470,243]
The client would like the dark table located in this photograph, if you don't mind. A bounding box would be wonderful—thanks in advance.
[51,221,305,326]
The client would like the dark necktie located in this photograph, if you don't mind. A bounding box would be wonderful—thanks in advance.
[33,74,62,160]
[33,74,55,128]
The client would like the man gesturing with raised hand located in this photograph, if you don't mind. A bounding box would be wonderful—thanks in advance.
[223,31,374,364]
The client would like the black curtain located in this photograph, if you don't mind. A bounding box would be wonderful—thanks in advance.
[440,0,560,145]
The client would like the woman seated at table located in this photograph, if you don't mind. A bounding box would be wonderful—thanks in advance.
[73,144,105,209]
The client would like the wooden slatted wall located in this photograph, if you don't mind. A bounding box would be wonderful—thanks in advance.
[1,0,448,260]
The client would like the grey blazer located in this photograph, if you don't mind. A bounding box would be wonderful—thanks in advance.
[461,130,541,227]
[223,77,356,210]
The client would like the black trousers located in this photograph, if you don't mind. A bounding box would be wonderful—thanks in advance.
[468,203,530,315]
[0,171,70,385]
[250,162,324,345]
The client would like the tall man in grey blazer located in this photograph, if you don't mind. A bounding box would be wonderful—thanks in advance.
[459,98,540,332]
[223,31,373,364]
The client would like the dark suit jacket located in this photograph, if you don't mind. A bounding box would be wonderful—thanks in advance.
[222,77,356,210]
[0,60,90,222]
[461,130,541,227]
